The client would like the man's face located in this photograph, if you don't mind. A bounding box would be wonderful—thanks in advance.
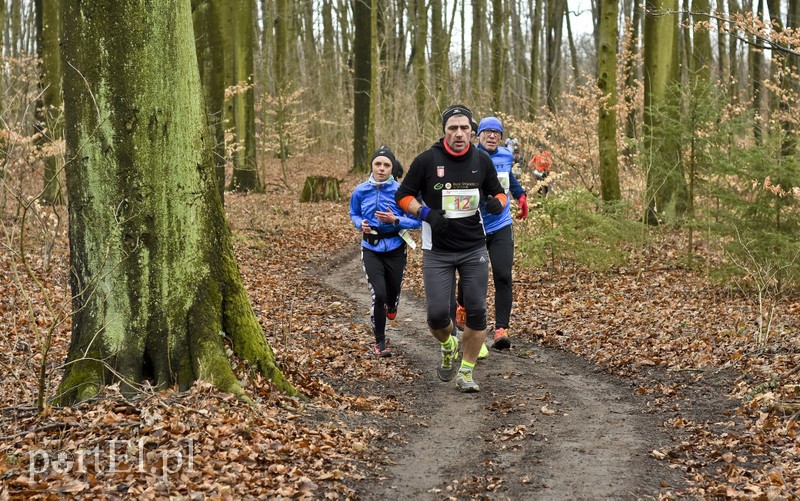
[444,115,472,153]
[479,128,502,152]
[371,156,393,182]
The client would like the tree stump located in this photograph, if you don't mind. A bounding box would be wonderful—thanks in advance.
[300,176,341,202]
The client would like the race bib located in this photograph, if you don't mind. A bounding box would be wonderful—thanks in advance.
[442,188,480,218]
[497,171,510,191]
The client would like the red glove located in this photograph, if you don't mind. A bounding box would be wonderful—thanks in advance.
[516,194,528,220]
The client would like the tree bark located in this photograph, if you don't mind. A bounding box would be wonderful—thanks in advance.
[546,0,565,113]
[751,0,764,144]
[691,0,712,85]
[470,0,484,95]
[728,0,740,103]
[597,0,621,201]
[228,0,260,191]
[528,0,542,119]
[36,0,64,205]
[353,0,372,171]
[58,0,299,405]
[623,0,641,142]
[490,0,504,111]
[300,176,342,202]
[413,0,428,132]
[192,0,227,199]
[643,0,687,224]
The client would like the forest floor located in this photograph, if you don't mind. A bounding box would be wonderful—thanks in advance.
[1,158,799,499]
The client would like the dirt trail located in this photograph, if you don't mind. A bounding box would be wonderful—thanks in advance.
[324,250,685,499]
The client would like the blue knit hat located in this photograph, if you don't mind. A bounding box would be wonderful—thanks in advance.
[477,117,504,135]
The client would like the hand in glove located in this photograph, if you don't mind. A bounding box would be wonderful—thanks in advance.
[418,206,449,234]
[486,196,504,215]
[515,194,529,220]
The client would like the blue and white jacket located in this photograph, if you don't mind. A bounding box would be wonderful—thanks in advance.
[349,175,421,252]
[476,144,526,234]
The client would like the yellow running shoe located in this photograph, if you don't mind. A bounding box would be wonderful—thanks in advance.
[478,342,489,360]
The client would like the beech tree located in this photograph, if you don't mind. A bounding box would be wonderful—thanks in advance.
[643,0,686,224]
[597,0,621,201]
[353,0,371,171]
[58,0,298,404]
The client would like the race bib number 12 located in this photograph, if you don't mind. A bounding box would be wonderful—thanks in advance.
[442,189,480,218]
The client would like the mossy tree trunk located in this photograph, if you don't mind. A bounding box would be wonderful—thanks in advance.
[597,0,621,202]
[300,176,341,202]
[58,0,299,406]
[643,0,686,224]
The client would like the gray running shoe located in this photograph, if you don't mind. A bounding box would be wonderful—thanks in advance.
[437,336,461,381]
[455,371,480,392]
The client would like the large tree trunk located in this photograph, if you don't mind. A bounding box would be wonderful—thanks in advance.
[597,0,621,201]
[782,0,799,155]
[545,0,565,113]
[643,0,686,224]
[192,0,227,199]
[58,0,299,405]
[353,0,372,171]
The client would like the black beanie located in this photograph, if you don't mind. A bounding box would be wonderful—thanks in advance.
[371,146,396,166]
[441,104,473,132]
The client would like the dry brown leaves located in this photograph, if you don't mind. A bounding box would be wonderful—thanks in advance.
[508,225,800,498]
[1,154,798,498]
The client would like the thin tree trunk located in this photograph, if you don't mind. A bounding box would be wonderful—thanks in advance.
[59,0,298,405]
[716,0,729,86]
[751,0,764,143]
[491,0,504,111]
[528,0,542,119]
[413,0,428,131]
[624,1,641,141]
[729,0,740,103]
[229,0,260,191]
[470,0,484,95]
[37,0,64,205]
[564,0,580,83]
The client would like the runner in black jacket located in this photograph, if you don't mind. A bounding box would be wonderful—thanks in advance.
[396,104,506,393]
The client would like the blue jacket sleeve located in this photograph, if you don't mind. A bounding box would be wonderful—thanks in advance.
[509,171,526,200]
[349,188,365,230]
[396,213,421,230]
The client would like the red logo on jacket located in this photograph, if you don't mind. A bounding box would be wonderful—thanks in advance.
[437,166,445,178]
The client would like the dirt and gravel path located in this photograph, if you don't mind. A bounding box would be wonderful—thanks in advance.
[323,250,686,499]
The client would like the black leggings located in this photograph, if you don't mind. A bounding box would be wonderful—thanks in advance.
[361,245,408,344]
[456,224,514,329]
